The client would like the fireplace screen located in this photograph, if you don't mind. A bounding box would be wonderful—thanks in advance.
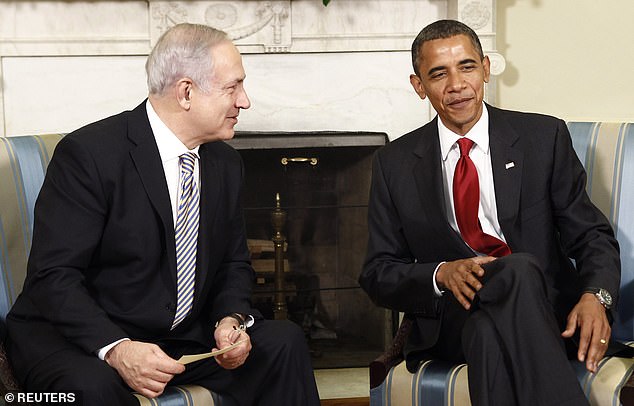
[228,132,392,369]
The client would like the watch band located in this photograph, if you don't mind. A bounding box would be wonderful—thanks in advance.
[215,313,246,330]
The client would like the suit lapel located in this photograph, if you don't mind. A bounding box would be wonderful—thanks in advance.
[488,105,523,248]
[195,143,222,300]
[126,102,178,286]
[412,120,472,250]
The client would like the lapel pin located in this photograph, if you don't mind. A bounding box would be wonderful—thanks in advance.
[505,162,515,170]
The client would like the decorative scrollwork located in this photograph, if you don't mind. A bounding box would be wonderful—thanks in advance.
[152,2,188,34]
[486,52,506,76]
[205,4,239,29]
[461,1,490,30]
[227,1,289,44]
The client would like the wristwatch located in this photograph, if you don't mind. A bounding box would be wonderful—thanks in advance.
[584,287,613,310]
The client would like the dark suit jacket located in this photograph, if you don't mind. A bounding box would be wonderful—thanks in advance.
[359,105,620,359]
[7,101,257,381]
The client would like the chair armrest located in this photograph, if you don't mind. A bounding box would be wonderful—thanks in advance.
[622,374,634,405]
[0,341,21,395]
[369,317,413,389]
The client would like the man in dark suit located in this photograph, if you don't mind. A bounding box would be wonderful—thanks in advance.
[359,20,620,405]
[6,23,319,406]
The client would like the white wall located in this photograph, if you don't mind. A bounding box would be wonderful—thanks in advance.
[496,0,634,122]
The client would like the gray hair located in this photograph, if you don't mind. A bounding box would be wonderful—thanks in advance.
[146,23,229,95]
[411,20,484,76]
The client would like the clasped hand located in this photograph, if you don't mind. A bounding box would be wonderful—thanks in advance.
[213,319,252,370]
[104,318,253,398]
[436,256,496,310]
[105,340,185,398]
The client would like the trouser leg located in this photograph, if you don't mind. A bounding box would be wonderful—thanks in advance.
[472,253,587,406]
[22,348,138,406]
[173,319,320,406]
[462,310,517,406]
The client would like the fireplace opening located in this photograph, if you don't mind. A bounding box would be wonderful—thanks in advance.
[228,131,392,369]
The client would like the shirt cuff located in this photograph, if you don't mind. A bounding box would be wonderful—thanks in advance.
[432,262,446,296]
[97,338,130,361]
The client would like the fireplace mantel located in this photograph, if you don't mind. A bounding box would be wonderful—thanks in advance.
[0,0,503,138]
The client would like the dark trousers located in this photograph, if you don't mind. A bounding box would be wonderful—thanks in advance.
[429,253,588,406]
[15,319,319,406]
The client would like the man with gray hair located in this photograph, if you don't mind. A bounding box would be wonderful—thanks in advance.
[6,23,320,405]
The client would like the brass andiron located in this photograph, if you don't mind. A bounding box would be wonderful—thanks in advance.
[270,193,288,320]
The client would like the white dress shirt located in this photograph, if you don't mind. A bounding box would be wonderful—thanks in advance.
[432,104,507,295]
[146,100,200,224]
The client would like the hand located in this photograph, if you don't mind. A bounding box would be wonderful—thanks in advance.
[213,318,252,370]
[561,293,611,373]
[436,256,496,310]
[105,340,185,398]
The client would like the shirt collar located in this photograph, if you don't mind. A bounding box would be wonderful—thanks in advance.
[438,103,490,161]
[146,100,199,163]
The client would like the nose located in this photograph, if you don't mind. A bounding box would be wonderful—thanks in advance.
[447,71,466,91]
[237,86,251,110]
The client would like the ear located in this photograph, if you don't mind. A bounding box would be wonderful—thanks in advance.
[482,55,491,84]
[409,74,427,100]
[176,79,193,110]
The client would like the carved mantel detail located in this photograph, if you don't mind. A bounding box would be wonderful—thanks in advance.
[0,1,502,61]
[152,3,189,34]
[460,0,491,30]
[149,1,291,53]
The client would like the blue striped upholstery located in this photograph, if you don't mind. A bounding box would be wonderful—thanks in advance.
[371,122,634,406]
[372,348,634,406]
[0,134,63,320]
[568,122,634,342]
[0,135,233,405]
[134,385,222,405]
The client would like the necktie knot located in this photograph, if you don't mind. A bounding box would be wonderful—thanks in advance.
[457,137,474,157]
[180,152,197,176]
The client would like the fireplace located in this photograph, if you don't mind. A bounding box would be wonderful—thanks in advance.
[227,131,392,369]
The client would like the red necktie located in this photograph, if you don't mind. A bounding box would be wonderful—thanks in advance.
[453,137,511,257]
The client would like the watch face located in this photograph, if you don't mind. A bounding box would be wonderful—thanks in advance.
[598,288,613,307]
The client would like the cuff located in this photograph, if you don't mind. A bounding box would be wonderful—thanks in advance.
[432,262,446,297]
[97,338,130,361]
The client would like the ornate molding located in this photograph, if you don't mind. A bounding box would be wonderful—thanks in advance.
[0,1,502,60]
[460,1,491,30]
[149,1,291,53]
[152,3,189,34]
[487,52,506,76]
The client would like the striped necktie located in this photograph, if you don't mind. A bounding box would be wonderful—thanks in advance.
[172,152,200,329]
[453,137,511,257]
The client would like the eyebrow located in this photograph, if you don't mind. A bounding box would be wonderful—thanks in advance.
[222,77,245,88]
[426,58,479,76]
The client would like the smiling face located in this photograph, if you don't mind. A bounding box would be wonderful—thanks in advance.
[409,34,490,135]
[189,41,251,142]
